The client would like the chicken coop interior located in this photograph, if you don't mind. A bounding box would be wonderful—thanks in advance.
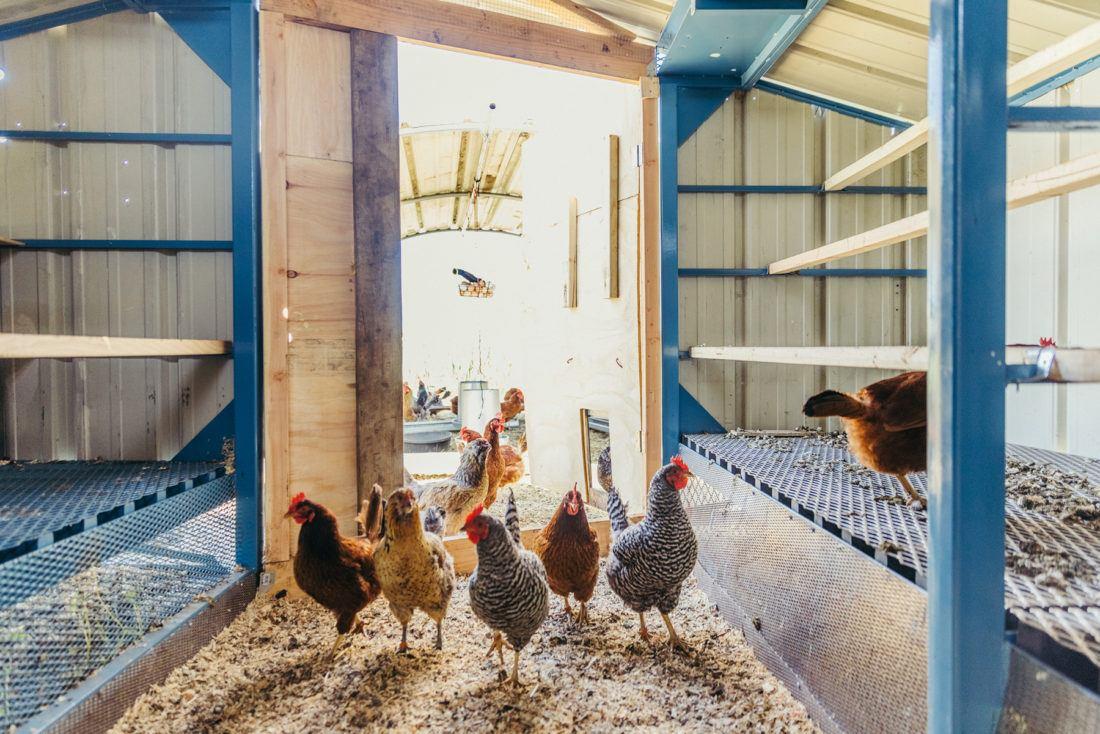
[2,0,1100,732]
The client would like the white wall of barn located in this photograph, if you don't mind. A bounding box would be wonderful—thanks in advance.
[0,13,232,461]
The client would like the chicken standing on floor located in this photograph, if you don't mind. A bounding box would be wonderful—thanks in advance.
[532,483,599,623]
[802,371,927,508]
[463,503,550,686]
[416,438,491,535]
[373,487,456,652]
[500,387,525,422]
[285,488,384,658]
[606,457,698,649]
[480,415,512,508]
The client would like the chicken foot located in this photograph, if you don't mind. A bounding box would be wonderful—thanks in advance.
[510,648,522,688]
[398,623,409,654]
[435,619,444,650]
[660,612,688,651]
[562,596,573,617]
[638,613,651,642]
[896,474,927,510]
[577,601,589,625]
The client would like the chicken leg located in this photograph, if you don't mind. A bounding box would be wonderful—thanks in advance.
[487,631,505,667]
[638,612,651,641]
[398,623,409,654]
[896,474,926,509]
[563,596,573,618]
[578,601,589,625]
[435,619,444,650]
[511,648,522,688]
[329,633,347,660]
[660,612,687,650]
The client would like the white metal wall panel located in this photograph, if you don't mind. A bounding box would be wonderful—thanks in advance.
[0,13,232,460]
[680,90,926,431]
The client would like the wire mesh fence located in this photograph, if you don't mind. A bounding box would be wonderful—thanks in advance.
[0,475,236,729]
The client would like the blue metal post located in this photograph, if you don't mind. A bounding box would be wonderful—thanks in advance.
[659,80,680,460]
[229,0,261,571]
[926,0,1008,731]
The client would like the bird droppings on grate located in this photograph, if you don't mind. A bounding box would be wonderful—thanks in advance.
[110,566,820,734]
[682,433,1100,684]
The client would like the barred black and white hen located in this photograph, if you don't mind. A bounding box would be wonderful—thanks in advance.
[463,503,550,686]
[605,456,697,649]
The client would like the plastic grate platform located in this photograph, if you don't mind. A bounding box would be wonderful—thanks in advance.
[683,433,1100,689]
[0,474,235,729]
[0,460,223,563]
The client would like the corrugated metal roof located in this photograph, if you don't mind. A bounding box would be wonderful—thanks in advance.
[399,125,529,239]
[765,0,1100,122]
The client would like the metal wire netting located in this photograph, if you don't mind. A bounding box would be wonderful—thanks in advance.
[0,476,236,729]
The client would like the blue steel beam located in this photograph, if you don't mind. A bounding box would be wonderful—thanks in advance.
[739,0,827,89]
[160,9,232,86]
[229,0,261,571]
[0,130,231,144]
[679,184,927,195]
[926,0,1009,731]
[755,80,914,129]
[1009,55,1100,107]
[0,1,127,41]
[659,79,681,461]
[679,267,927,277]
[1007,106,1100,131]
[17,239,232,250]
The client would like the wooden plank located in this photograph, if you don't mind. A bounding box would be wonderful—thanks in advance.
[0,334,231,359]
[565,196,579,307]
[608,134,621,298]
[285,22,352,162]
[260,10,292,565]
[262,0,651,82]
[350,30,403,507]
[775,150,1100,272]
[0,236,24,247]
[769,211,930,273]
[285,156,354,275]
[690,345,928,370]
[444,514,643,575]
[822,21,1100,190]
[639,84,661,481]
[822,119,929,191]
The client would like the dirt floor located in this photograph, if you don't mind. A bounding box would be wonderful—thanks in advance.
[112,566,819,734]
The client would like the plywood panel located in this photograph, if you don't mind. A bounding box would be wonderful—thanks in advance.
[285,156,354,275]
[285,23,353,163]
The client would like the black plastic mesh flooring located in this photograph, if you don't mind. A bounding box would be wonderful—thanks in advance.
[683,432,1100,686]
[0,461,222,563]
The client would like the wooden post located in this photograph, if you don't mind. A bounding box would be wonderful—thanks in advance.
[564,196,578,307]
[608,134,620,298]
[350,30,403,503]
[639,78,662,481]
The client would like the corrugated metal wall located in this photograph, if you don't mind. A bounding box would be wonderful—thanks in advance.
[679,89,925,431]
[0,13,233,460]
[1004,74,1100,459]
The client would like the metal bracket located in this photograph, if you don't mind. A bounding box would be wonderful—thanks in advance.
[1005,345,1056,384]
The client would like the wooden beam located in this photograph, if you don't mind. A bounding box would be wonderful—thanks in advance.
[769,211,929,273]
[639,80,661,481]
[608,133,620,298]
[444,514,644,575]
[773,150,1100,273]
[546,0,637,40]
[822,21,1100,191]
[565,196,578,307]
[0,235,24,247]
[690,345,1100,382]
[0,334,231,359]
[262,0,651,81]
[822,119,929,192]
[690,345,928,371]
[350,30,404,507]
[260,10,292,566]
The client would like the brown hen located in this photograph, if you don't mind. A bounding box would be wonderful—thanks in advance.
[802,371,927,508]
[531,484,600,623]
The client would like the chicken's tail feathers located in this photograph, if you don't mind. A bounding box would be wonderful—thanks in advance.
[357,484,385,542]
[802,390,864,419]
[505,489,521,545]
[606,486,630,537]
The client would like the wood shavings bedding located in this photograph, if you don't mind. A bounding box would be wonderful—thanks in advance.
[112,566,819,734]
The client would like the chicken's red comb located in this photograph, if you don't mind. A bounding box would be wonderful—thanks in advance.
[1039,337,1056,347]
[288,491,306,509]
[670,455,689,472]
[464,503,485,526]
